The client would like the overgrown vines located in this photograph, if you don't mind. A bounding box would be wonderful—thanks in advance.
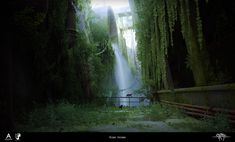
[133,0,208,89]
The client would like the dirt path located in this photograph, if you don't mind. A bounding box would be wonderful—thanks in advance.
[85,110,187,132]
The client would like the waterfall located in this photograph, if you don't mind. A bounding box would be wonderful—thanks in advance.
[112,43,140,106]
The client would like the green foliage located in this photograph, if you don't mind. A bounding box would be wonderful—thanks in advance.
[195,0,204,50]
[88,11,115,98]
[199,113,231,132]
[16,102,130,131]
[166,0,178,47]
[133,0,209,89]
[16,101,234,132]
[168,112,233,132]
[135,0,170,89]
[90,13,109,43]
[146,104,234,132]
[8,0,115,110]
[134,0,154,87]
[43,0,115,102]
[185,54,193,70]
[145,103,185,121]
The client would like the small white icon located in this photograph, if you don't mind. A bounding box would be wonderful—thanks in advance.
[213,133,230,141]
[5,133,12,141]
[15,133,21,141]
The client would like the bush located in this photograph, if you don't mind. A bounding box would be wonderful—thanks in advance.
[16,102,131,131]
[199,112,231,132]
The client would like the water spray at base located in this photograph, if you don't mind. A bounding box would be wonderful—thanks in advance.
[112,43,144,106]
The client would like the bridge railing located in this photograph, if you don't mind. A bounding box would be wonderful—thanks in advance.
[100,97,149,107]
[155,83,235,125]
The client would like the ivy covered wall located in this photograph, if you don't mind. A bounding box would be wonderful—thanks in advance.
[131,0,235,91]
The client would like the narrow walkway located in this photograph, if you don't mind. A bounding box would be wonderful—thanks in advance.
[86,109,187,132]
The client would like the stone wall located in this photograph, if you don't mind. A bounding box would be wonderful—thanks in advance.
[155,84,235,109]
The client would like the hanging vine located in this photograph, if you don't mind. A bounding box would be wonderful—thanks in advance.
[166,0,178,47]
[132,0,209,89]
[195,0,204,50]
[154,0,166,89]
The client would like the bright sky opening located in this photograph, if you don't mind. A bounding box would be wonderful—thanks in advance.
[91,0,130,11]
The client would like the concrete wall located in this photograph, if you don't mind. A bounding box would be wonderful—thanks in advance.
[155,84,235,109]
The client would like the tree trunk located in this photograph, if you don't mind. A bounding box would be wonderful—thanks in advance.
[180,0,208,86]
[189,33,207,86]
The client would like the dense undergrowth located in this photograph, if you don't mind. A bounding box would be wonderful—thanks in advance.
[16,102,234,132]
[146,103,233,132]
[16,102,130,132]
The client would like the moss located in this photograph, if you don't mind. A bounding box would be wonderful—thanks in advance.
[133,0,213,89]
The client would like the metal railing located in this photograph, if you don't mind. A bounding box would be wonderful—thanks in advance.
[160,100,235,125]
[101,96,148,107]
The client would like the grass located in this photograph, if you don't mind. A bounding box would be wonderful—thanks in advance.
[16,102,131,132]
[167,115,233,132]
[144,103,234,132]
[16,102,235,132]
[195,113,232,132]
[144,103,186,121]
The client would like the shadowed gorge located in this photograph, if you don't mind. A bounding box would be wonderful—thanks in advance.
[1,0,235,135]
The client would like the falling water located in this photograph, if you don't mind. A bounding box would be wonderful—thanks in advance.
[112,43,140,106]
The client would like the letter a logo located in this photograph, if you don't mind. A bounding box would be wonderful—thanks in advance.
[5,133,12,141]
